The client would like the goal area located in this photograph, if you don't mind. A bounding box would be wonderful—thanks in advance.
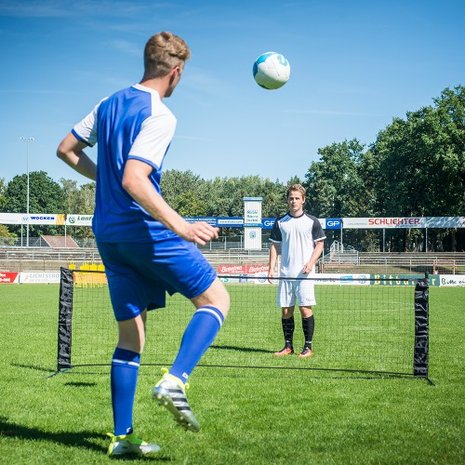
[56,268,429,379]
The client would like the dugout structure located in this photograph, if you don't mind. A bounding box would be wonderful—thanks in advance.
[56,268,429,379]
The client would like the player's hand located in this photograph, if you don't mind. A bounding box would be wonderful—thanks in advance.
[182,222,219,245]
[302,262,314,274]
[267,270,276,284]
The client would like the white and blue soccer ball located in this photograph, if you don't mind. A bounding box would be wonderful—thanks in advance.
[253,52,290,90]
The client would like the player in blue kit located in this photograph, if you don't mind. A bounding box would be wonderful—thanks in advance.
[268,184,325,358]
[57,31,230,457]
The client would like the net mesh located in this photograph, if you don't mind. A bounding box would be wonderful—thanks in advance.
[64,270,416,375]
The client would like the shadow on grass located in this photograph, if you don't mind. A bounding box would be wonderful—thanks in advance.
[210,344,274,354]
[12,363,106,381]
[11,362,54,373]
[0,417,173,461]
[64,381,98,387]
[13,356,433,385]
[0,416,105,453]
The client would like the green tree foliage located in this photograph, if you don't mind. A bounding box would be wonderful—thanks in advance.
[203,176,287,218]
[60,178,96,239]
[0,224,17,245]
[304,139,371,217]
[161,170,209,216]
[304,139,379,250]
[60,178,79,214]
[162,171,288,219]
[60,178,95,215]
[5,171,64,214]
[5,171,64,236]
[373,87,465,215]
[0,178,7,211]
[371,85,465,250]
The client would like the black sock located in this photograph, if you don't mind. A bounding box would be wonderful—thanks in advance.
[302,315,315,349]
[282,317,294,348]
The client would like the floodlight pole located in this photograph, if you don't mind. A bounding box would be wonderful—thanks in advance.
[20,136,35,247]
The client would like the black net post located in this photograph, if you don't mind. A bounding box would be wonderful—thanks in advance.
[57,267,74,371]
[413,275,429,378]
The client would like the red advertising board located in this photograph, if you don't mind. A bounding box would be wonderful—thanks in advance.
[217,264,269,274]
[0,272,19,284]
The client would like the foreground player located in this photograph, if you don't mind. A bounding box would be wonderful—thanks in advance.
[268,184,325,358]
[57,31,230,457]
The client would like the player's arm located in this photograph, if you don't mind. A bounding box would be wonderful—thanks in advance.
[268,241,280,282]
[122,159,218,245]
[268,218,282,282]
[57,132,97,181]
[303,239,324,274]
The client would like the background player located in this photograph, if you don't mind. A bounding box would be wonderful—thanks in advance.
[57,31,230,457]
[268,184,325,358]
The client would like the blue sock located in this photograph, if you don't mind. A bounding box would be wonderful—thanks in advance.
[111,347,140,436]
[170,306,224,383]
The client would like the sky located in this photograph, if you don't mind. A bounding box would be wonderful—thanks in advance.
[0,0,464,186]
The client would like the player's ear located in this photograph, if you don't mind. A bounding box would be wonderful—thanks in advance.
[168,68,177,86]
[168,65,181,85]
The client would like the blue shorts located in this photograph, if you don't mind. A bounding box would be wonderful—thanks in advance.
[97,237,217,321]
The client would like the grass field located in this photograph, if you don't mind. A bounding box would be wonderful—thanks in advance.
[68,280,415,374]
[0,283,464,464]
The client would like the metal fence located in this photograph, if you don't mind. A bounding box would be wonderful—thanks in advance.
[1,237,464,274]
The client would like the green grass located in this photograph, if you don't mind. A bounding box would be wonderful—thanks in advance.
[70,282,414,374]
[0,284,464,464]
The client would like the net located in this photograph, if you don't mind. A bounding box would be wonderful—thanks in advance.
[57,268,429,377]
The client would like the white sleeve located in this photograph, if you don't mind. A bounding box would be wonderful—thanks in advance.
[128,112,177,169]
[72,98,107,147]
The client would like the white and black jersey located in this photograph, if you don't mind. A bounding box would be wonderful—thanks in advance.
[270,212,326,277]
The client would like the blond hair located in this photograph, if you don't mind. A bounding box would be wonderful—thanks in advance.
[143,31,190,79]
[286,183,306,199]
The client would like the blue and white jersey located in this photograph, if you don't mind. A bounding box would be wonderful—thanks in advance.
[72,84,177,242]
[270,212,326,277]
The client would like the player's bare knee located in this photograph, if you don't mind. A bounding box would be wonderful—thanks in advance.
[282,307,294,318]
[117,314,146,353]
[300,306,313,318]
[192,278,230,317]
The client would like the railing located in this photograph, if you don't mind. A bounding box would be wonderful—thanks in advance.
[1,238,464,274]
[0,247,101,262]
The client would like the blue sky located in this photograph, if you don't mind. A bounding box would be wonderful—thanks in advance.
[1,0,464,186]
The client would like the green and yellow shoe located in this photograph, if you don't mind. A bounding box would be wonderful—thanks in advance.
[107,432,160,457]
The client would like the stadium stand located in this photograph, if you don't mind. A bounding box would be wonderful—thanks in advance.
[1,245,465,274]
[41,235,80,248]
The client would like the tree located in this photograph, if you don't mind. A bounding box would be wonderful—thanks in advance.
[5,171,65,236]
[0,178,7,211]
[60,178,96,239]
[371,86,465,250]
[161,170,208,216]
[304,139,369,217]
[286,175,303,187]
[203,176,287,217]
[0,224,17,245]
[303,139,378,249]
[60,178,79,214]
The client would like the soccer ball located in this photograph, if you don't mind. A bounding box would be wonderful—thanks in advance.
[253,52,290,90]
